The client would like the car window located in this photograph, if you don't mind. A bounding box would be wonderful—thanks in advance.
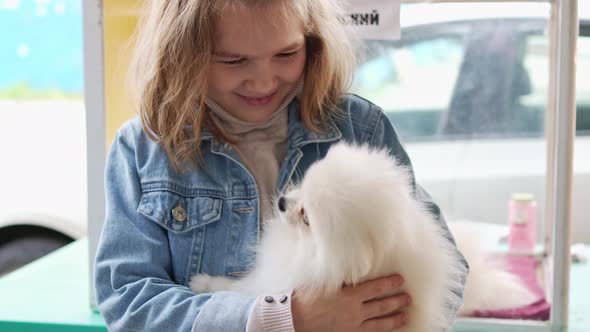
[351,32,467,141]
[442,22,548,139]
[352,18,590,142]
[521,31,590,137]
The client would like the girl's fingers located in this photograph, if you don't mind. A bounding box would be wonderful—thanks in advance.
[362,293,411,321]
[358,274,404,301]
[360,311,408,332]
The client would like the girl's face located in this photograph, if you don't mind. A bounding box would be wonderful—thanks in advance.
[207,5,307,122]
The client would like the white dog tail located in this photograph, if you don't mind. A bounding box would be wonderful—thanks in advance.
[449,222,538,315]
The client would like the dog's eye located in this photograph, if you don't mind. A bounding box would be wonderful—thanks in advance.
[301,208,310,226]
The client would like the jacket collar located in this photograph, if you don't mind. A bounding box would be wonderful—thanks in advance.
[286,98,342,148]
[201,98,342,151]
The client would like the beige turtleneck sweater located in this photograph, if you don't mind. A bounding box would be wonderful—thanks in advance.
[205,86,300,223]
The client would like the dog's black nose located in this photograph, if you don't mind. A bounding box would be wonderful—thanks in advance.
[278,197,286,212]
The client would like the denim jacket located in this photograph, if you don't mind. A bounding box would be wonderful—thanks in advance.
[94,94,468,331]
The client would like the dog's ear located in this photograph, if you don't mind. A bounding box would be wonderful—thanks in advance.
[343,243,375,284]
[311,210,376,285]
[333,224,378,284]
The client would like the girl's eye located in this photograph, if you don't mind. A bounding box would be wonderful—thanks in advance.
[276,50,298,58]
[218,58,246,65]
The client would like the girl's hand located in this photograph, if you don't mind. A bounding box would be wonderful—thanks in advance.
[291,274,411,332]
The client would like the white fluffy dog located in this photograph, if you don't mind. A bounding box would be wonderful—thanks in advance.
[190,142,535,330]
[191,142,465,331]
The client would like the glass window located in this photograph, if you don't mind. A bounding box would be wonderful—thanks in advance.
[350,2,590,247]
[350,2,555,239]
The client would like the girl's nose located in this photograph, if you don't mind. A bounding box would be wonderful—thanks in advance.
[247,62,277,94]
[248,78,276,95]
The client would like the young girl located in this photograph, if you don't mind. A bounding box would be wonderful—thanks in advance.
[94,0,468,331]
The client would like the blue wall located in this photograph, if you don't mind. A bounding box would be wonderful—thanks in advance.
[0,0,83,95]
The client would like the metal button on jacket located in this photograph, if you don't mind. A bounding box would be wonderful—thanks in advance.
[172,205,187,222]
[264,296,274,303]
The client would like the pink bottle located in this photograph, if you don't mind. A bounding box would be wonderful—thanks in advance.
[508,193,537,253]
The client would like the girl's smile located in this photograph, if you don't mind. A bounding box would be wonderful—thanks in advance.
[236,90,278,107]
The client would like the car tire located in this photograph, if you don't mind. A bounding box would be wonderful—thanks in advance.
[0,235,71,276]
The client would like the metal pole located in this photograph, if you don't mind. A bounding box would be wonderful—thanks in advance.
[82,0,106,310]
[544,0,559,260]
[549,0,577,330]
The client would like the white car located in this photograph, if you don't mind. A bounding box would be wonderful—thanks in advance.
[0,100,85,275]
[352,2,590,244]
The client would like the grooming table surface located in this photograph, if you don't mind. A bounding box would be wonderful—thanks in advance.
[0,238,588,331]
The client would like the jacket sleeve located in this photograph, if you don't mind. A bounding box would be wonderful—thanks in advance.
[368,110,470,320]
[94,131,255,332]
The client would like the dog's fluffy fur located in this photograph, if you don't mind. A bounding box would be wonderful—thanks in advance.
[190,143,535,330]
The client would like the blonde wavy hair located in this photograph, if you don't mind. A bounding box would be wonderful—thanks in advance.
[128,0,357,170]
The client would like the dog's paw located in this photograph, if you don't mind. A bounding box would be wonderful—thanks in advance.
[189,274,233,293]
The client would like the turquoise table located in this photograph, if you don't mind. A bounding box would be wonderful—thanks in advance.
[0,238,588,331]
[0,239,106,332]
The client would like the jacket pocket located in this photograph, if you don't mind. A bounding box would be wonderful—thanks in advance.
[137,190,223,233]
